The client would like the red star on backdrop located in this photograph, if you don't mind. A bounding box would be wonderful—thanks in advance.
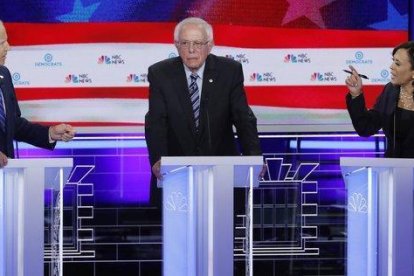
[282,0,337,28]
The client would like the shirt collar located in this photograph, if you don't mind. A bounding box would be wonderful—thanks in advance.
[183,63,205,80]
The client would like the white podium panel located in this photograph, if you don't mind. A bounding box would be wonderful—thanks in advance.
[0,158,73,276]
[340,157,414,276]
[159,156,263,276]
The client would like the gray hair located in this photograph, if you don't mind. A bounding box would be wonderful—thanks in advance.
[174,17,213,42]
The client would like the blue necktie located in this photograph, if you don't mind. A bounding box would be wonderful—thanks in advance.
[189,74,200,128]
[0,87,6,132]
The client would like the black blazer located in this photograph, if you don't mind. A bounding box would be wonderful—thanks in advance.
[0,65,54,157]
[346,82,414,157]
[145,54,262,167]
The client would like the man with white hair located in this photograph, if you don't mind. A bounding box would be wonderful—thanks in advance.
[145,17,262,185]
[0,21,76,167]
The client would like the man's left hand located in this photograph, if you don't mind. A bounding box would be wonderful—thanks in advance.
[258,163,267,180]
[49,124,76,142]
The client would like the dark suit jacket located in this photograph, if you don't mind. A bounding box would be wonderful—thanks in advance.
[0,65,55,157]
[346,82,414,157]
[145,54,262,167]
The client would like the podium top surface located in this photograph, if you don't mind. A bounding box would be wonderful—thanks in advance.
[160,156,262,188]
[5,158,73,169]
[340,157,414,168]
[161,156,263,166]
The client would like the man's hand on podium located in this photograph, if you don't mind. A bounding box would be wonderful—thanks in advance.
[258,163,267,181]
[152,159,163,180]
[0,151,7,167]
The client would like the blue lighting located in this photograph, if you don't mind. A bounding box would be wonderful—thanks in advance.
[290,140,385,150]
[17,139,148,149]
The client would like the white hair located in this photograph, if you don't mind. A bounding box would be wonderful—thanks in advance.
[174,17,213,42]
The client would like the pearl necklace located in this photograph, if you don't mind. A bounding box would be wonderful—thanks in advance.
[399,87,414,110]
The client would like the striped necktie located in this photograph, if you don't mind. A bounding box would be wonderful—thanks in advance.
[189,74,200,128]
[0,87,5,132]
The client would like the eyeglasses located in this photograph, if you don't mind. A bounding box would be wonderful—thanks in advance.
[176,40,209,49]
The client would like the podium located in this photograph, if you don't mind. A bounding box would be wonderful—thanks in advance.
[0,158,73,276]
[340,157,414,276]
[159,156,263,276]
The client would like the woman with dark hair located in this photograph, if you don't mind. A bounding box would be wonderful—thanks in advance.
[346,41,414,158]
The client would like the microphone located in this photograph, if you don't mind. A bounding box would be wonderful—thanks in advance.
[392,87,401,157]
[206,105,212,154]
[14,140,19,159]
[202,92,212,154]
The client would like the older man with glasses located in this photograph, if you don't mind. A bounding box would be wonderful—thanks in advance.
[145,17,262,202]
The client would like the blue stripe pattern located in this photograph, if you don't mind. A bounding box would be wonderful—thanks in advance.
[189,74,200,128]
